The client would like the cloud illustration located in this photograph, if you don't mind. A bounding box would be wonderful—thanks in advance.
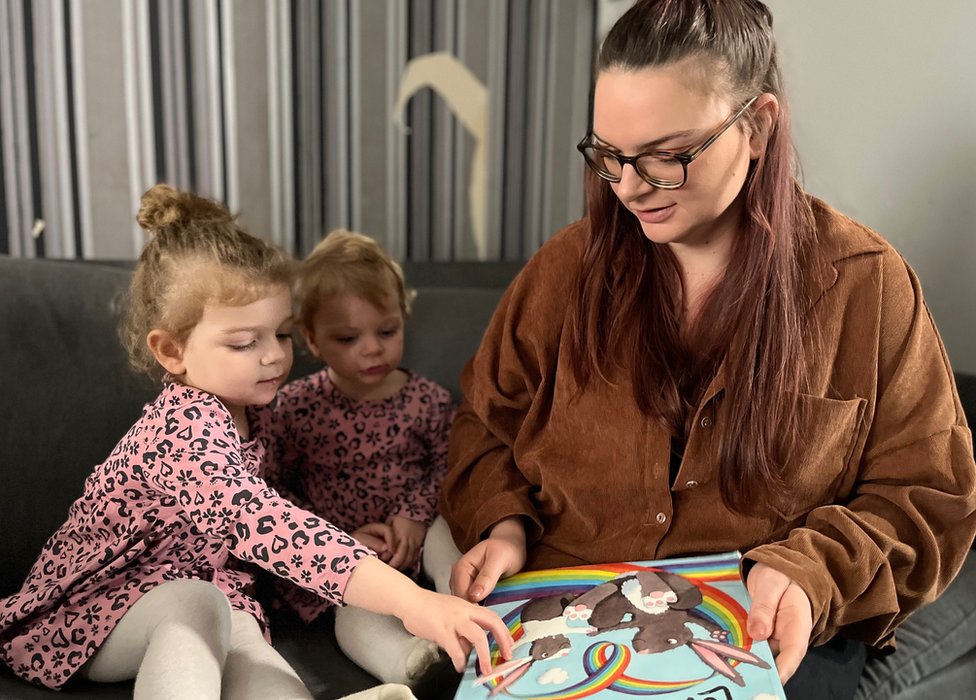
[537,668,569,686]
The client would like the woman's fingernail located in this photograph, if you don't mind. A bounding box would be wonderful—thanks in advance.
[472,586,484,599]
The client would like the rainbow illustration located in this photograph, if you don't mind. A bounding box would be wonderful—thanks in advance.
[491,643,634,700]
[474,553,766,700]
[584,642,708,696]
[487,556,741,607]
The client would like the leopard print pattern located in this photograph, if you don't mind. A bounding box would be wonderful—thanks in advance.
[259,369,454,622]
[0,382,373,689]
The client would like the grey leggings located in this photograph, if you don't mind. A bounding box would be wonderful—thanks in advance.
[81,578,312,700]
[334,515,461,684]
[81,578,418,700]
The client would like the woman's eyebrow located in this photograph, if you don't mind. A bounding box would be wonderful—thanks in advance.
[593,129,698,152]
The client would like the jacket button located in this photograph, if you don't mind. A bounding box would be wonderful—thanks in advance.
[686,480,698,489]
[656,512,667,524]
[700,416,712,428]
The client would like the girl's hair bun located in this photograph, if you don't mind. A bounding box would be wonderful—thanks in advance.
[137,183,234,234]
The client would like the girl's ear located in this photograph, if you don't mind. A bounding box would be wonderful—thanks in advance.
[147,330,186,376]
[748,93,780,160]
[301,326,324,361]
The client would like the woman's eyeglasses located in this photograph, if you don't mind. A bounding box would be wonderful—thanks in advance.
[577,96,759,190]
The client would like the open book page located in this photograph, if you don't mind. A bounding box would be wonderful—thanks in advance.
[457,552,785,700]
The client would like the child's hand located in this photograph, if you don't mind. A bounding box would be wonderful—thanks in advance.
[397,587,513,675]
[351,522,396,561]
[343,557,513,675]
[385,515,428,571]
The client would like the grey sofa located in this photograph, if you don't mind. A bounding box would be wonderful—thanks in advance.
[1,255,975,699]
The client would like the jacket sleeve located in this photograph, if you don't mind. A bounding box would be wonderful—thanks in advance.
[744,249,976,647]
[146,405,374,606]
[440,224,583,553]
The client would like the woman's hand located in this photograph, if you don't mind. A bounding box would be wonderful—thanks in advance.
[450,516,527,602]
[396,586,514,675]
[745,562,813,684]
[386,515,428,571]
[350,522,395,562]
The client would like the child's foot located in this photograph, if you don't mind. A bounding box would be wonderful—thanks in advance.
[339,683,418,700]
[403,640,459,698]
[380,685,420,700]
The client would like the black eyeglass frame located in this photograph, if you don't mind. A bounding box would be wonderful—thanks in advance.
[577,95,760,190]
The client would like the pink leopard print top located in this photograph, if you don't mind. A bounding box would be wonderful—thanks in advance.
[261,368,454,622]
[264,368,454,533]
[0,381,372,689]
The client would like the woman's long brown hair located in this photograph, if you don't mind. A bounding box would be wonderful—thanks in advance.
[570,0,816,512]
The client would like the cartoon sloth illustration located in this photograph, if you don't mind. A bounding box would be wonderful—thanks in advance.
[562,570,703,622]
[571,570,772,687]
[473,593,596,696]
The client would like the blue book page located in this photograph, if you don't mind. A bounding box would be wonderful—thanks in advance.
[456,552,785,700]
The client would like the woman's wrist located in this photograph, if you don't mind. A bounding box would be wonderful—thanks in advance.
[488,515,528,562]
[488,516,526,548]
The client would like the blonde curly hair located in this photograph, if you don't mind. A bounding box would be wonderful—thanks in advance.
[294,230,414,332]
[119,184,292,378]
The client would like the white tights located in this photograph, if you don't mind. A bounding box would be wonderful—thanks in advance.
[421,515,463,597]
[81,578,415,700]
[333,516,463,686]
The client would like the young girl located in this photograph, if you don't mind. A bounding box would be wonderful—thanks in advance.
[0,186,510,700]
[262,230,459,688]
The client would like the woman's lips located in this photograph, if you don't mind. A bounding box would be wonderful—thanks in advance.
[634,203,676,224]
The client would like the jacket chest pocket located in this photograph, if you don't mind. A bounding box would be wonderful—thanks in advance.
[770,393,866,521]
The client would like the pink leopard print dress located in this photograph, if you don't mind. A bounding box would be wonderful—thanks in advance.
[263,368,454,622]
[0,381,372,689]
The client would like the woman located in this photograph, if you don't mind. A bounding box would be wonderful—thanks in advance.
[440,1,976,698]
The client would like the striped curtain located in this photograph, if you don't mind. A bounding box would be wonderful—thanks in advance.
[0,0,603,262]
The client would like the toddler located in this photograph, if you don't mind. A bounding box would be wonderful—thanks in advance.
[0,187,509,700]
[263,231,460,688]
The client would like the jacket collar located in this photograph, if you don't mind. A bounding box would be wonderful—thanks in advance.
[805,195,887,312]
[700,196,887,406]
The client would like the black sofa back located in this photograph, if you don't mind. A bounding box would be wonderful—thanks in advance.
[0,257,506,597]
[4,255,976,599]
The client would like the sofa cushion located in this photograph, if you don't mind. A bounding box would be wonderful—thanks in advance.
[0,258,158,598]
[855,552,976,699]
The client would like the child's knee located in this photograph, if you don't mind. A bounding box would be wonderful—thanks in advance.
[421,516,462,594]
[152,579,233,639]
[422,517,462,559]
[228,609,267,652]
[333,604,363,641]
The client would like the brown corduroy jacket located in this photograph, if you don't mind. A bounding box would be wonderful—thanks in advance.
[441,197,976,649]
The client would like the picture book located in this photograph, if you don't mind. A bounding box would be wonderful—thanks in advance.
[457,551,785,700]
